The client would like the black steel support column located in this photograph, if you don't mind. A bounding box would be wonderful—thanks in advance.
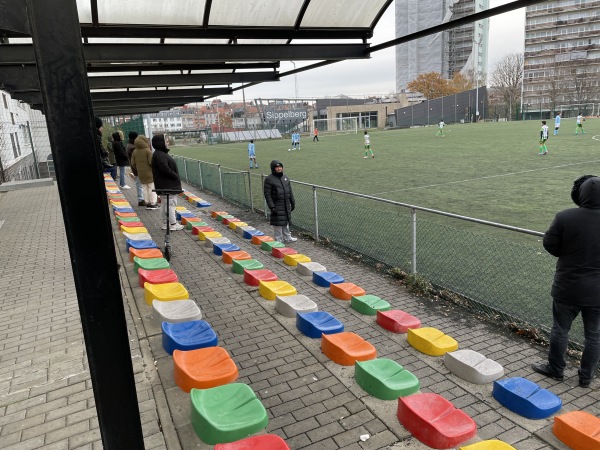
[24,1,145,448]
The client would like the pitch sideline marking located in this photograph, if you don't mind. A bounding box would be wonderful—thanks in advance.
[592,135,600,141]
[372,159,600,195]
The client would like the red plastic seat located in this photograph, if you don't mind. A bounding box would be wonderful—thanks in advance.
[192,225,215,235]
[243,269,278,286]
[377,310,421,333]
[118,220,144,228]
[138,268,178,288]
[272,247,297,258]
[214,434,290,449]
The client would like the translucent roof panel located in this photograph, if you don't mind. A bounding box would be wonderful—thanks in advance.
[93,0,207,26]
[301,0,388,28]
[237,39,289,45]
[208,0,305,27]
[164,39,230,45]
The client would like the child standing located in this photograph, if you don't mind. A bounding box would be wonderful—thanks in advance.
[363,130,374,158]
[436,120,445,137]
[248,140,258,169]
[554,113,561,135]
[576,113,586,134]
[539,120,549,155]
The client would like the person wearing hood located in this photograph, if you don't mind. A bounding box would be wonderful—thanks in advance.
[112,131,131,189]
[151,134,184,231]
[126,131,145,206]
[130,135,158,210]
[95,116,116,179]
[263,160,296,243]
[533,175,600,388]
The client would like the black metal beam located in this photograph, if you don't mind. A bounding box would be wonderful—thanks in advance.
[0,65,39,92]
[86,62,279,73]
[88,72,278,89]
[24,1,144,449]
[94,106,179,116]
[94,96,204,109]
[0,0,29,36]
[92,87,232,101]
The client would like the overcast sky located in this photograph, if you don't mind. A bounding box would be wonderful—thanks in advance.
[235,0,525,101]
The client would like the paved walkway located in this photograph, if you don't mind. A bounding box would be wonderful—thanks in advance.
[1,181,599,449]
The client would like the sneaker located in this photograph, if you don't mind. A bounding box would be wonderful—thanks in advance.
[284,237,298,243]
[532,362,564,381]
[372,155,375,158]
[121,185,131,189]
[170,223,185,231]
[146,203,159,210]
[138,200,146,206]
[161,224,168,230]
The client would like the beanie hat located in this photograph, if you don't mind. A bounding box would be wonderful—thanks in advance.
[94,116,103,129]
[128,131,138,140]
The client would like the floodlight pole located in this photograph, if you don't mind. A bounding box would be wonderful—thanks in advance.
[291,61,299,108]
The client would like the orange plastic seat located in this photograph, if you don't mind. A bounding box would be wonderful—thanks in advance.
[129,247,163,262]
[173,347,238,392]
[181,216,200,226]
[222,250,252,265]
[211,210,228,218]
[252,235,274,245]
[329,282,366,301]
[321,332,377,366]
[553,411,600,450]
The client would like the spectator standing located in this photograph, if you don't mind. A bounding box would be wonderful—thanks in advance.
[95,116,113,176]
[104,134,117,181]
[151,134,184,231]
[130,135,159,210]
[263,160,297,243]
[112,131,131,189]
[126,131,145,206]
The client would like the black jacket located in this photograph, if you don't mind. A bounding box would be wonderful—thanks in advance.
[111,133,129,166]
[264,160,295,226]
[151,146,182,191]
[544,177,600,306]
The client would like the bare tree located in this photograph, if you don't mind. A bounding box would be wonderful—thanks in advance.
[546,61,566,115]
[490,53,523,120]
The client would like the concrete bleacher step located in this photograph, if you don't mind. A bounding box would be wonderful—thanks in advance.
[459,440,516,450]
[173,346,238,392]
[376,309,421,333]
[272,247,297,259]
[321,331,377,366]
[126,239,158,252]
[190,383,268,445]
[407,327,458,356]
[351,295,391,315]
[152,299,201,324]
[296,311,343,338]
[355,358,420,400]
[144,282,189,305]
[138,268,178,288]
[492,377,562,419]
[214,434,290,449]
[297,261,326,276]
[162,320,218,354]
[205,236,230,248]
[258,280,297,300]
[283,254,311,266]
[232,259,264,274]
[312,271,344,288]
[444,349,504,384]
[553,411,600,450]
[133,256,170,273]
[129,248,163,262]
[330,282,366,300]
[222,250,252,265]
[397,393,477,449]
[243,269,277,286]
[275,294,318,318]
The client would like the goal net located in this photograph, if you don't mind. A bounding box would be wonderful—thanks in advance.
[313,117,358,136]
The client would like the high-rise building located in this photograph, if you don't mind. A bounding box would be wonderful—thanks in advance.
[395,0,489,93]
[523,1,600,117]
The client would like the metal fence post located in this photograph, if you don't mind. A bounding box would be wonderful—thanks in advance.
[183,158,189,183]
[313,185,319,241]
[198,161,203,190]
[27,121,40,179]
[218,164,223,199]
[248,170,254,212]
[262,173,268,219]
[411,208,417,274]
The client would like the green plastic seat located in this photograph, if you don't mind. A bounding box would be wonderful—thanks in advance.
[232,259,264,274]
[186,220,207,230]
[261,240,285,251]
[190,383,268,445]
[355,358,420,400]
[351,295,392,315]
[133,256,170,273]
[117,216,141,223]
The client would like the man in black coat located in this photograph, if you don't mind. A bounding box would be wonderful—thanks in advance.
[263,160,297,243]
[533,175,600,388]
[151,134,184,231]
[112,131,130,190]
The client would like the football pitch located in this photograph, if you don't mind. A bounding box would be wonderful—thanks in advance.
[171,119,600,233]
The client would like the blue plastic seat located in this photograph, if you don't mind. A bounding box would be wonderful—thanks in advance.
[296,311,344,338]
[196,201,212,207]
[113,206,135,213]
[125,239,158,252]
[243,229,264,239]
[162,320,218,355]
[312,271,345,287]
[177,211,197,221]
[492,377,562,419]
[213,242,240,256]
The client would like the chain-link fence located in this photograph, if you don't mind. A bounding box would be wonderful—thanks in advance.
[173,155,580,347]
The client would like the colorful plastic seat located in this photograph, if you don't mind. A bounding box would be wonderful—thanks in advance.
[297,261,326,276]
[376,309,421,333]
[258,280,296,300]
[321,332,376,366]
[162,320,218,354]
[272,247,297,259]
[138,268,178,288]
[251,234,272,245]
[238,226,256,236]
[261,240,285,251]
[121,225,148,234]
[444,350,504,384]
[181,216,200,226]
[407,327,458,356]
[196,200,211,208]
[113,207,135,213]
[397,393,477,449]
[222,250,252,265]
[217,214,234,221]
[125,239,157,252]
[119,221,145,230]
[115,211,137,218]
[186,220,207,230]
[283,254,311,266]
[190,383,268,445]
[351,295,391,315]
[232,259,264,274]
[117,216,141,223]
[175,206,188,211]
[553,411,600,450]
[144,282,189,305]
[312,271,344,288]
[330,282,366,300]
[222,217,240,225]
[214,434,290,450]
[205,237,230,248]
[123,232,152,241]
[355,358,420,400]
[129,247,163,262]
[211,210,228,218]
[460,440,516,450]
[492,377,562,419]
[213,242,240,256]
[229,221,247,230]
[133,257,170,273]
[275,294,318,318]
[199,230,222,241]
[173,347,238,392]
[243,269,278,286]
[152,299,201,324]
[194,227,216,235]
[297,312,343,339]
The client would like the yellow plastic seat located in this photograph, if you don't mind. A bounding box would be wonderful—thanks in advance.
[407,327,458,356]
[198,231,222,241]
[460,440,516,450]
[283,254,312,266]
[144,282,189,305]
[175,206,187,211]
[229,221,248,230]
[121,226,148,234]
[258,280,297,301]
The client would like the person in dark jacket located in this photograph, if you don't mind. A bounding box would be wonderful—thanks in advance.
[263,160,296,243]
[126,131,144,205]
[151,134,184,231]
[112,131,130,190]
[96,116,116,180]
[533,175,600,388]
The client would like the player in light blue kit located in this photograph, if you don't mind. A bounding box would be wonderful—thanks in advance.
[248,140,258,169]
[554,113,561,135]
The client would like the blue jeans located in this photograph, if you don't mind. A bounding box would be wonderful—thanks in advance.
[134,175,144,201]
[118,166,127,187]
[103,166,117,181]
[548,300,600,381]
